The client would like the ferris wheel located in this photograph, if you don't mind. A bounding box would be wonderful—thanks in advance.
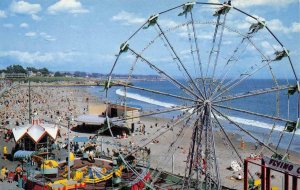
[104,1,299,189]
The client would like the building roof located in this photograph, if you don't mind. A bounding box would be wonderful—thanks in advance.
[109,103,140,111]
[75,114,106,125]
[12,123,59,143]
[27,125,46,142]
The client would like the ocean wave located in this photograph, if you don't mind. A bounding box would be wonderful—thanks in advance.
[116,88,299,135]
[216,115,300,136]
[116,89,177,108]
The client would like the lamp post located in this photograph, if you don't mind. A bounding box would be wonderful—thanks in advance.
[67,114,74,180]
[67,117,70,180]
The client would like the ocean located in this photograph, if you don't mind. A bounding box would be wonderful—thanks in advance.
[88,79,300,153]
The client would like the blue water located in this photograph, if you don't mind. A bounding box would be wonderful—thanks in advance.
[88,79,300,152]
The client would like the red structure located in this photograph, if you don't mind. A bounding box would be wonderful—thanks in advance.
[244,156,299,190]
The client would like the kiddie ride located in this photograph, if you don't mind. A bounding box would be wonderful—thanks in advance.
[26,153,151,190]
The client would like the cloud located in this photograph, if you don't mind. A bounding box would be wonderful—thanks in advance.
[290,22,300,33]
[236,14,265,30]
[3,23,14,28]
[208,0,221,3]
[48,0,89,14]
[261,41,281,55]
[0,10,7,18]
[0,50,77,64]
[111,11,145,25]
[31,14,42,21]
[208,0,297,7]
[20,22,29,28]
[233,0,297,8]
[24,32,56,41]
[160,19,180,29]
[25,32,36,37]
[10,1,41,15]
[40,32,56,41]
[267,19,300,34]
[234,14,299,34]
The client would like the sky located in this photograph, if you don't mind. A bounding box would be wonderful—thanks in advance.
[0,0,299,79]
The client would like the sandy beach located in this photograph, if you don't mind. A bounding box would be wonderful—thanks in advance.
[0,81,299,189]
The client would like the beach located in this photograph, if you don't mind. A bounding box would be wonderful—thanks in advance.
[0,81,299,189]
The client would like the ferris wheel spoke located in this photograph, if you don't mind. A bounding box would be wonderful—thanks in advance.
[152,116,198,185]
[183,118,202,189]
[212,107,277,154]
[107,54,121,84]
[125,84,197,102]
[233,6,298,81]
[189,11,206,90]
[212,111,245,165]
[213,84,290,104]
[246,38,281,91]
[210,35,273,100]
[208,13,228,97]
[158,4,184,15]
[211,59,274,102]
[155,22,205,100]
[128,47,201,100]
[286,126,298,155]
[206,15,220,82]
[125,108,198,158]
[112,104,196,123]
[211,121,221,190]
[209,37,250,99]
[213,104,292,123]
[154,24,193,91]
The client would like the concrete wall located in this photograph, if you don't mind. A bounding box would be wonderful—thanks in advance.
[88,103,106,115]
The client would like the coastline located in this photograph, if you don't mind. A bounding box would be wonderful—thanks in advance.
[0,83,299,189]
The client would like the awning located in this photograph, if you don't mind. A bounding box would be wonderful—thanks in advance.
[14,150,36,159]
[73,136,89,143]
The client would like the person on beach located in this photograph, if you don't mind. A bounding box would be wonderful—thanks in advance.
[3,146,7,160]
[237,173,242,180]
[107,148,110,156]
[15,164,23,180]
[0,166,7,181]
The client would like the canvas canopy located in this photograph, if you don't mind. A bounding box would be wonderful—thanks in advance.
[73,136,89,143]
[14,150,36,159]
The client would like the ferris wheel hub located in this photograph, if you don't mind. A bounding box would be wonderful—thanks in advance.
[204,100,211,106]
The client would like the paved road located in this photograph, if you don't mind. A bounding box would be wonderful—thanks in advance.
[0,180,23,190]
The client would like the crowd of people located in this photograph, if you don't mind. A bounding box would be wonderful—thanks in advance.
[0,164,24,184]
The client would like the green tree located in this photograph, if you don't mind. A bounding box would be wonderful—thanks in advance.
[39,68,50,75]
[6,65,26,73]
[26,67,38,73]
[54,71,63,77]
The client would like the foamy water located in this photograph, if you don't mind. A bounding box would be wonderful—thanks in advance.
[116,88,300,136]
[116,89,177,108]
